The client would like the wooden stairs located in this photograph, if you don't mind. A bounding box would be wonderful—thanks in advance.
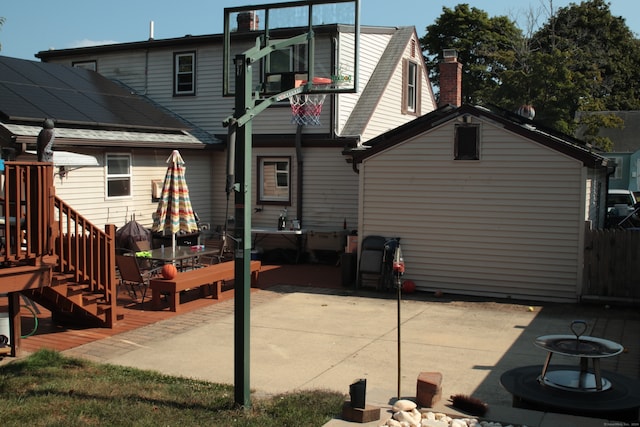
[23,272,115,328]
[1,162,118,357]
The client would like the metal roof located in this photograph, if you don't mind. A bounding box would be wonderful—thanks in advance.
[0,55,187,131]
[1,122,206,148]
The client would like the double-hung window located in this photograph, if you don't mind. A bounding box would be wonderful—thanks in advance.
[174,52,195,96]
[402,59,420,115]
[106,153,132,198]
[264,43,307,94]
[258,157,291,204]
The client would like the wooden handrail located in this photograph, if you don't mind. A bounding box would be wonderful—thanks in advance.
[54,197,117,325]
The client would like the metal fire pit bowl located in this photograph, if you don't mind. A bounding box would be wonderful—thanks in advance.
[534,320,623,392]
[501,320,640,421]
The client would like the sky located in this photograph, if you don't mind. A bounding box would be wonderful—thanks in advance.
[1,1,640,61]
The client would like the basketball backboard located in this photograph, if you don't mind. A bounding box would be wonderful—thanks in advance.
[223,0,359,97]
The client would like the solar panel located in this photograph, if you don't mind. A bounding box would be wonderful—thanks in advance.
[0,56,186,130]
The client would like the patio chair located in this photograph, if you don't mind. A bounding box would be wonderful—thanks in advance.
[116,254,162,305]
[194,237,227,267]
[129,237,157,269]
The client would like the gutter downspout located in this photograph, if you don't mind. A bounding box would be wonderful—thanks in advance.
[295,124,303,224]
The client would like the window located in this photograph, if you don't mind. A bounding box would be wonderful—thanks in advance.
[106,154,132,198]
[402,59,420,115]
[258,157,291,204]
[264,43,307,93]
[610,156,623,180]
[72,60,97,71]
[174,52,195,95]
[454,125,480,160]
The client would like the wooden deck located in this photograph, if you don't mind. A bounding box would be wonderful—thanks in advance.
[2,263,343,356]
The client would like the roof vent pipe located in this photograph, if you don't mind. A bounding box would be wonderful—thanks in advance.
[517,104,535,120]
[149,21,155,40]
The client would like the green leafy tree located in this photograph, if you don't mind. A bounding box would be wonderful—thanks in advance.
[529,0,639,148]
[421,1,636,150]
[535,0,640,110]
[420,4,521,105]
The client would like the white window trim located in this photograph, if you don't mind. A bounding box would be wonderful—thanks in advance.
[402,59,421,116]
[407,61,417,112]
[105,153,132,199]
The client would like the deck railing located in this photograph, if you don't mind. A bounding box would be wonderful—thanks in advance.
[0,161,54,264]
[54,197,117,325]
[1,161,117,325]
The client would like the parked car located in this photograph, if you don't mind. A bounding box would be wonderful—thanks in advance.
[607,189,640,227]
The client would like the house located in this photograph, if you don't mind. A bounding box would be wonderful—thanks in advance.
[575,111,640,196]
[35,24,437,252]
[349,100,611,303]
[0,55,227,354]
[0,55,219,234]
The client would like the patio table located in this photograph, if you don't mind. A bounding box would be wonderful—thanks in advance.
[251,227,307,263]
[140,245,223,270]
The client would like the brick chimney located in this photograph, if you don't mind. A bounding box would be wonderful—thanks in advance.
[237,11,259,31]
[438,49,462,107]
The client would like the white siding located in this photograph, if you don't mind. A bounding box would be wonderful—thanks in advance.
[248,146,357,231]
[359,118,587,302]
[335,32,391,135]
[361,33,436,141]
[53,148,218,234]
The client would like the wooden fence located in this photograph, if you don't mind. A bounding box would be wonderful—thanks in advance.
[583,228,640,300]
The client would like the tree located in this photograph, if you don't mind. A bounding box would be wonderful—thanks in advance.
[420,1,637,150]
[420,4,521,105]
[0,17,5,52]
[530,0,640,147]
[535,0,640,111]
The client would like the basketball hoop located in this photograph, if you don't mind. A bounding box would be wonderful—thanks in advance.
[289,77,331,126]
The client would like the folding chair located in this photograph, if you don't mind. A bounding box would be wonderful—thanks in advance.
[116,254,161,305]
[357,235,387,290]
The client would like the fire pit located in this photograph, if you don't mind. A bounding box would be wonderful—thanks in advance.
[501,320,640,421]
[534,319,623,392]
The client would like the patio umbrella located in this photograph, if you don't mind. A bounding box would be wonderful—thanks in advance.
[152,150,198,252]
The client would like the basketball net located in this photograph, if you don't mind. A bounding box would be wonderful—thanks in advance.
[289,93,327,126]
[288,77,331,126]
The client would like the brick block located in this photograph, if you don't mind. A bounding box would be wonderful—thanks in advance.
[417,372,443,408]
[342,401,380,423]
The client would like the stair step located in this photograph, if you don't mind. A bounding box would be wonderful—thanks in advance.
[82,294,102,305]
[96,302,111,314]
[51,273,74,286]
[67,284,90,294]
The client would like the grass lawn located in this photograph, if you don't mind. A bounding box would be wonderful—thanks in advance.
[0,349,345,426]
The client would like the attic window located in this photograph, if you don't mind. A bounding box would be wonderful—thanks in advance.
[402,59,421,115]
[454,124,480,160]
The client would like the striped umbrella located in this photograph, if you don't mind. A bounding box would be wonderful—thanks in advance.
[152,150,198,251]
